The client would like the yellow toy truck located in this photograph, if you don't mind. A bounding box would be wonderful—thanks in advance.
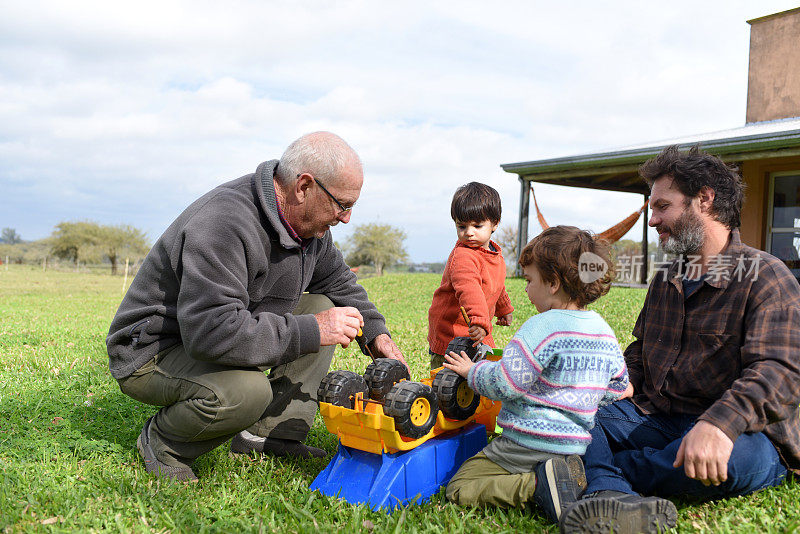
[316,337,502,455]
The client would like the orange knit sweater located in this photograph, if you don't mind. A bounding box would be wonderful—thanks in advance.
[427,240,514,355]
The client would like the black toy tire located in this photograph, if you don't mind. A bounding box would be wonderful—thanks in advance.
[384,381,439,439]
[363,358,411,401]
[432,368,480,420]
[317,370,369,409]
[445,336,493,362]
[445,336,478,360]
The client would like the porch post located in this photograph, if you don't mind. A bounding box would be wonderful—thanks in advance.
[641,194,649,285]
[516,176,530,276]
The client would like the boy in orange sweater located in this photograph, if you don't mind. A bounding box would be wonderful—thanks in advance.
[427,182,513,368]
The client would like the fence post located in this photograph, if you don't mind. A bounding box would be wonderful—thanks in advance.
[122,258,130,294]
[4,256,7,271]
[43,256,47,271]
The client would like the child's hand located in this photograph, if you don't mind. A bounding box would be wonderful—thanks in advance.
[496,313,513,326]
[443,350,474,378]
[468,325,487,342]
[620,382,634,399]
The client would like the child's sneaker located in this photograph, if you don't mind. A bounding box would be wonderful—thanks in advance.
[534,457,584,523]
[566,454,587,493]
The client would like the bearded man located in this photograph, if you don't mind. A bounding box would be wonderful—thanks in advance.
[559,146,800,534]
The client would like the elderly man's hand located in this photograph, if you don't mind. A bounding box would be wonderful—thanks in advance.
[673,420,734,486]
[315,307,363,348]
[371,334,408,370]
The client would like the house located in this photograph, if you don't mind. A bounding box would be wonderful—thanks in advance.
[501,7,800,283]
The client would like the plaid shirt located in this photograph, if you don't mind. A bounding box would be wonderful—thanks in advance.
[626,229,800,471]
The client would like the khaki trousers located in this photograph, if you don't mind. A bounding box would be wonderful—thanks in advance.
[446,452,540,508]
[117,294,335,466]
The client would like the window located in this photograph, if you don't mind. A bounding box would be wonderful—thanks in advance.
[767,171,800,279]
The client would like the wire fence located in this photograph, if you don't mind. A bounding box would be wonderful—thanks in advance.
[0,256,144,277]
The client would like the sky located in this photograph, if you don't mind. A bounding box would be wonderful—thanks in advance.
[1,0,798,262]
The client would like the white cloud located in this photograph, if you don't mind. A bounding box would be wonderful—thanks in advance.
[1,0,797,259]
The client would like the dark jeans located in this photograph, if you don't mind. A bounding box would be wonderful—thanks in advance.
[583,399,787,499]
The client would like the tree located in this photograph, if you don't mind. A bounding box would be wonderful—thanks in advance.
[495,225,518,267]
[610,239,641,261]
[50,221,100,267]
[1,228,22,244]
[49,221,150,273]
[0,239,50,264]
[345,223,408,276]
[99,224,149,275]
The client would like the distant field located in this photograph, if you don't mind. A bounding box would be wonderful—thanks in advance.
[1,266,797,532]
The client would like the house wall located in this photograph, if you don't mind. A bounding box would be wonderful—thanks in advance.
[739,155,800,249]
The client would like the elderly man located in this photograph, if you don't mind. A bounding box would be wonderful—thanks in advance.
[107,132,406,481]
[560,146,800,534]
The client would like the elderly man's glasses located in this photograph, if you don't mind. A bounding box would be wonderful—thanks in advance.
[300,174,354,214]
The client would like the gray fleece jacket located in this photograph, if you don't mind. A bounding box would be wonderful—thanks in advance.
[106,160,389,379]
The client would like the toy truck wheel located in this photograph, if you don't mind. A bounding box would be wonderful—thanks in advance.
[383,381,439,439]
[317,370,369,409]
[445,336,492,362]
[432,368,480,420]
[363,358,410,401]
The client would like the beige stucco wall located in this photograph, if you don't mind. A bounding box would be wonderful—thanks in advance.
[739,155,800,249]
[746,9,800,123]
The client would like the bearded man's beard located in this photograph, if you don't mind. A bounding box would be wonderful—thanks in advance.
[659,208,705,256]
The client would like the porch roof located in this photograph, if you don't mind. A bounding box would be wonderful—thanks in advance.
[501,117,800,194]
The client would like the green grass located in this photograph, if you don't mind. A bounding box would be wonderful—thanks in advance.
[1,266,798,533]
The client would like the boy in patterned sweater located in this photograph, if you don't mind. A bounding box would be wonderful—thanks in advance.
[444,225,629,525]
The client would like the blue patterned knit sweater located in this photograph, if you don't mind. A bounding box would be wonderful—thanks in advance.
[468,309,628,455]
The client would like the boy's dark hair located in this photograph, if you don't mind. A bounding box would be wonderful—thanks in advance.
[639,145,745,229]
[451,182,502,224]
[518,225,615,308]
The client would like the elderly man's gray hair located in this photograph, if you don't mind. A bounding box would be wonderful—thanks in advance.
[275,132,362,186]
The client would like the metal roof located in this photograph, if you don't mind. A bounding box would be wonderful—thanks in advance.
[748,7,800,25]
[501,117,800,195]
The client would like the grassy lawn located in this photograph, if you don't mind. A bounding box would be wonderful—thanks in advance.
[1,266,798,532]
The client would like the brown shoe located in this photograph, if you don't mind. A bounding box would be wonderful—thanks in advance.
[136,417,198,482]
[560,491,677,533]
[230,430,326,459]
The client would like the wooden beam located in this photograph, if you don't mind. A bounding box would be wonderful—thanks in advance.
[535,178,649,195]
[522,163,642,181]
[621,174,646,187]
[592,172,634,185]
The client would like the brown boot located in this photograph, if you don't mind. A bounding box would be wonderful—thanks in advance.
[230,430,326,459]
[136,417,198,482]
[560,491,677,533]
